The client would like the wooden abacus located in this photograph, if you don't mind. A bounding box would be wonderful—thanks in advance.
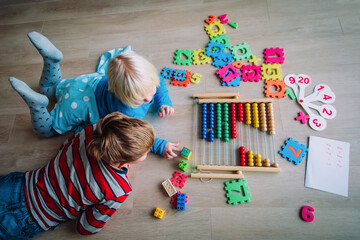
[191,92,281,179]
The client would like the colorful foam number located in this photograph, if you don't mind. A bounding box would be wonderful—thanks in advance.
[171,171,187,189]
[248,55,262,65]
[261,63,282,81]
[190,73,202,84]
[279,138,308,165]
[174,49,194,65]
[216,63,240,84]
[205,41,226,58]
[264,48,285,64]
[222,75,241,87]
[212,52,233,68]
[224,179,251,205]
[173,69,187,81]
[193,49,212,65]
[232,61,243,69]
[171,70,191,87]
[204,20,226,38]
[301,206,315,222]
[230,43,252,61]
[285,89,296,100]
[241,65,261,82]
[205,14,216,24]
[228,21,238,29]
[211,34,231,48]
[264,80,286,98]
[160,67,175,80]
[218,14,229,24]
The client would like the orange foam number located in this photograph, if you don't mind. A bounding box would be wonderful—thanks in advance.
[264,80,286,98]
[205,15,216,24]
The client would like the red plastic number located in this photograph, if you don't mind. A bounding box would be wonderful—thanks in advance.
[301,206,315,222]
[218,14,229,24]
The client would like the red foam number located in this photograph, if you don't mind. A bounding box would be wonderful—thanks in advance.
[301,206,315,222]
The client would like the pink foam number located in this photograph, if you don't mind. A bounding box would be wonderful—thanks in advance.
[218,14,229,24]
[301,206,315,222]
[295,111,310,124]
[216,63,240,84]
[241,65,261,82]
[264,48,285,64]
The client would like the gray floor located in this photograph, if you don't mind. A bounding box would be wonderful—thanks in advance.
[0,0,359,239]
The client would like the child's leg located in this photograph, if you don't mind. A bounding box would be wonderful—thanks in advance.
[9,77,57,137]
[28,31,63,101]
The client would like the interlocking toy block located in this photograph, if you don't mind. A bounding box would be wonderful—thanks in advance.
[228,21,238,29]
[264,80,286,98]
[170,191,189,207]
[174,49,194,65]
[193,49,212,65]
[173,69,187,81]
[230,43,252,61]
[160,67,175,80]
[154,208,165,219]
[248,55,262,65]
[224,179,251,205]
[216,63,241,84]
[162,179,177,197]
[171,171,187,189]
[221,75,241,87]
[261,63,282,81]
[285,88,296,100]
[295,111,310,124]
[171,70,191,87]
[241,65,261,82]
[279,138,308,165]
[204,20,226,38]
[218,14,229,24]
[180,147,192,160]
[179,160,189,171]
[264,48,285,64]
[212,53,233,68]
[211,34,231,48]
[176,193,187,211]
[205,41,226,58]
[190,73,202,84]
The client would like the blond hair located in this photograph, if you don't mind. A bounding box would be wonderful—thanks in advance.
[107,50,160,107]
[87,112,155,165]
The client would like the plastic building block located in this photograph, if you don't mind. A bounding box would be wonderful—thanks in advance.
[230,43,252,61]
[248,55,262,65]
[205,15,216,24]
[218,14,229,24]
[173,69,187,81]
[261,63,282,81]
[179,160,189,171]
[228,21,238,29]
[221,75,241,87]
[210,34,231,48]
[162,179,177,197]
[232,61,243,69]
[264,48,285,64]
[279,138,308,165]
[264,80,286,98]
[171,171,187,189]
[170,191,189,207]
[154,208,165,219]
[171,70,191,87]
[241,65,261,82]
[160,67,175,80]
[301,206,315,222]
[204,20,226,38]
[192,49,212,65]
[176,193,187,211]
[216,63,240,84]
[295,111,310,124]
[224,179,251,205]
[190,73,202,84]
[180,147,192,160]
[285,88,296,100]
[174,49,194,65]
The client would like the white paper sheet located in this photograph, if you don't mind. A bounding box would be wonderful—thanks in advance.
[305,136,350,197]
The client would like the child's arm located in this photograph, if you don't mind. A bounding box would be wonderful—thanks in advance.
[151,137,179,159]
[76,196,128,235]
[154,75,174,117]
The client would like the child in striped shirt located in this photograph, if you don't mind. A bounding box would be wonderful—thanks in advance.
[0,112,155,239]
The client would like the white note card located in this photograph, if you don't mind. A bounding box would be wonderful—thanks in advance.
[305,136,350,197]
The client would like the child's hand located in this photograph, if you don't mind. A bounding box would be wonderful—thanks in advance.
[158,105,175,118]
[163,142,180,159]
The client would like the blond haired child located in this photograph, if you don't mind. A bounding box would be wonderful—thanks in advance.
[9,31,178,159]
[0,112,155,238]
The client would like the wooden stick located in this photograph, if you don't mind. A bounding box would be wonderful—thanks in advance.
[193,92,240,99]
[190,172,244,179]
[199,98,274,104]
[196,165,281,173]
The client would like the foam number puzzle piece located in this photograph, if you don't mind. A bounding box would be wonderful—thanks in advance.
[248,55,262,66]
[295,111,310,124]
[205,41,226,58]
[174,49,194,65]
[284,74,299,98]
[228,21,238,29]
[285,89,296,100]
[211,34,231,48]
[232,61,243,69]
[264,48,285,64]
[279,138,308,165]
[176,193,187,211]
[160,67,175,80]
[154,208,165,219]
[224,179,251,205]
[190,73,202,84]
[162,179,177,197]
[264,80,286,98]
[241,65,261,82]
[180,147,192,159]
[212,52,233,68]
[222,75,241,87]
[230,43,253,61]
[171,70,191,87]
[301,206,315,222]
[193,49,212,65]
[179,160,189,171]
[171,171,187,189]
[218,14,229,24]
[204,20,226,38]
[216,63,240,84]
[205,14,216,24]
[170,191,189,207]
[173,69,187,81]
[261,63,282,81]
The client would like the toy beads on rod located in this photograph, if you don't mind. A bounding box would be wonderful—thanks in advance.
[252,103,262,167]
[245,103,254,167]
[267,102,278,168]
[208,103,215,165]
[201,103,207,165]
[237,103,246,166]
[223,103,229,165]
[216,103,222,165]
[230,103,237,165]
[260,103,271,167]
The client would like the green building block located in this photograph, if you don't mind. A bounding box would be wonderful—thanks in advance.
[179,160,189,171]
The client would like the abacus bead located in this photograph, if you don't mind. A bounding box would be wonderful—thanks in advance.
[271,162,279,168]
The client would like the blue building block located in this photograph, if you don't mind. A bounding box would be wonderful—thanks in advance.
[177,193,187,211]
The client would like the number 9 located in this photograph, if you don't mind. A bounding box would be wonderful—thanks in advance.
[301,206,315,222]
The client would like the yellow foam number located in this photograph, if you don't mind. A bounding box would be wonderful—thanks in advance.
[261,63,282,81]
[204,20,226,38]
[192,49,212,65]
[190,73,202,84]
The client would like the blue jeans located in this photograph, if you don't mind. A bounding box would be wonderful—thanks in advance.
[0,172,44,239]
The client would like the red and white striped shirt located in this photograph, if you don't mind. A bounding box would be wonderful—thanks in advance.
[24,124,132,235]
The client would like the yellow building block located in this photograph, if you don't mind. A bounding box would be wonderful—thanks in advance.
[154,208,165,219]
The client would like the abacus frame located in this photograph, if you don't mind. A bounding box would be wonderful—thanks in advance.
[191,92,281,179]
